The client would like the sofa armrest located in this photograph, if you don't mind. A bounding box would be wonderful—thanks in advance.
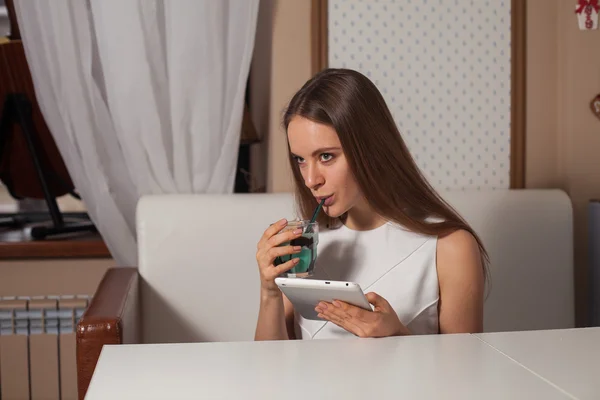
[76,267,140,400]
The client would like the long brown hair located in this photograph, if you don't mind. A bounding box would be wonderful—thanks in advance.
[283,68,489,281]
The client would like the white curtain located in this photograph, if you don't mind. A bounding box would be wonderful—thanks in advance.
[13,0,259,266]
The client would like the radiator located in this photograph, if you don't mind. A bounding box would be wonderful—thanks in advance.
[0,295,89,400]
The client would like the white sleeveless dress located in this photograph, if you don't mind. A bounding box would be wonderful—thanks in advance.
[296,222,440,339]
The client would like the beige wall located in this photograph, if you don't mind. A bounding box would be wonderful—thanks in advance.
[525,0,560,189]
[251,0,312,193]
[0,258,113,297]
[527,0,600,326]
[267,0,312,193]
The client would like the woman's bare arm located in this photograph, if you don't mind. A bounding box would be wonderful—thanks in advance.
[436,229,485,334]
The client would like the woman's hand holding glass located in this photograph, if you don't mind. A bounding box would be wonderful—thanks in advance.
[256,219,303,295]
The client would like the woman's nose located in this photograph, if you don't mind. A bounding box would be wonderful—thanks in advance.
[305,164,325,189]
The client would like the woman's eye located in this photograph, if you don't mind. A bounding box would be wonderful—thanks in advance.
[320,153,333,162]
[294,156,305,164]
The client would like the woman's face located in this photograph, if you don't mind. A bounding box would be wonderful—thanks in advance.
[287,116,363,218]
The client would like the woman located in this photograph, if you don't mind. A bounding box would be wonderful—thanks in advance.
[255,68,488,340]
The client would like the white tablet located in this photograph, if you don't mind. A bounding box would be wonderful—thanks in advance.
[275,277,372,320]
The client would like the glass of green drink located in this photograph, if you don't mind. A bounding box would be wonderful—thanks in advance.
[274,220,318,278]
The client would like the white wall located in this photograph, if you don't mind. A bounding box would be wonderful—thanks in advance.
[328,0,512,190]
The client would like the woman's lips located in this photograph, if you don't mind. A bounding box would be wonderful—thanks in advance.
[323,195,334,206]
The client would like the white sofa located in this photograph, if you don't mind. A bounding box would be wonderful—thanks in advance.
[136,189,574,343]
[76,189,575,396]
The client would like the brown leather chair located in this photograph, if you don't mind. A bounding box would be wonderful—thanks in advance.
[76,268,140,400]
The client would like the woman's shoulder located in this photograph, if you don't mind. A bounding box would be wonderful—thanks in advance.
[436,229,483,284]
[437,229,480,258]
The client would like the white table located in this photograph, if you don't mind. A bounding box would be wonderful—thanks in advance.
[85,333,577,400]
[476,327,600,400]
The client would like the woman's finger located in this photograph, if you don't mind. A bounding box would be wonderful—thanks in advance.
[266,245,302,264]
[328,300,369,319]
[317,302,373,336]
[272,258,300,277]
[319,307,365,337]
[257,218,288,249]
[267,228,304,248]
[365,292,392,312]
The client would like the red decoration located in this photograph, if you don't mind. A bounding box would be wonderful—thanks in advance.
[575,0,599,30]
[575,0,600,13]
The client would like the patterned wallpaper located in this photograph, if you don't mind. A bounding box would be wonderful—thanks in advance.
[328,0,512,190]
